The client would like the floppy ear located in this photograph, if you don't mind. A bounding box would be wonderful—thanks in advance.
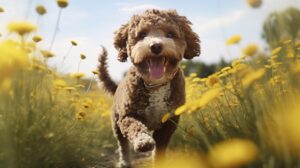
[183,21,201,59]
[176,15,201,59]
[114,23,129,62]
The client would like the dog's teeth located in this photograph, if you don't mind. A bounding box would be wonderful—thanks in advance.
[164,58,168,66]
[147,59,151,66]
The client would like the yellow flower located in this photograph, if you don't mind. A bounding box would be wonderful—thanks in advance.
[0,6,4,13]
[283,39,292,45]
[82,103,90,108]
[286,46,295,58]
[80,54,86,60]
[71,73,85,80]
[175,87,221,115]
[7,21,37,36]
[247,0,262,8]
[32,35,43,43]
[192,78,201,83]
[82,98,92,108]
[71,40,77,46]
[65,86,76,92]
[73,93,81,98]
[221,66,231,72]
[31,64,46,71]
[41,50,55,58]
[76,84,85,89]
[269,76,282,85]
[226,35,241,46]
[270,54,278,61]
[270,60,282,68]
[264,100,300,154]
[76,111,86,120]
[231,60,242,67]
[241,68,265,87]
[0,40,29,82]
[193,88,221,110]
[35,5,47,15]
[161,113,171,123]
[240,54,247,60]
[264,65,271,69]
[56,0,69,8]
[174,104,188,116]
[209,139,258,168]
[271,47,282,55]
[153,151,207,168]
[234,63,249,74]
[243,44,259,57]
[217,73,227,78]
[92,70,99,75]
[206,75,220,87]
[227,67,237,74]
[189,73,197,77]
[54,79,67,88]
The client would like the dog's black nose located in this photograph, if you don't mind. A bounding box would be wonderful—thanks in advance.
[150,43,162,55]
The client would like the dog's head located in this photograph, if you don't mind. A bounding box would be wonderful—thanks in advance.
[114,9,200,85]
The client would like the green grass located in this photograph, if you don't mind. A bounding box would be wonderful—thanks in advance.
[0,69,115,168]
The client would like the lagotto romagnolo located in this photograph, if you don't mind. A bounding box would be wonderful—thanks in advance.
[98,9,201,167]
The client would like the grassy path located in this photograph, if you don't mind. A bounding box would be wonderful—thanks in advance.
[88,150,152,168]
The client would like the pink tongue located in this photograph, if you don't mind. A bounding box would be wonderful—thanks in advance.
[149,58,165,79]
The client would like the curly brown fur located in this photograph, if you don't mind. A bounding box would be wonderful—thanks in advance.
[98,9,200,167]
[98,47,118,95]
[114,9,200,62]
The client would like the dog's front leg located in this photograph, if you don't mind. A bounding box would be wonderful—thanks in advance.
[118,116,155,152]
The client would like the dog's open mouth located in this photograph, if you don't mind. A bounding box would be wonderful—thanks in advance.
[146,56,168,79]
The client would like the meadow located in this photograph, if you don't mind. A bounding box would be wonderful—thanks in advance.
[1,0,300,168]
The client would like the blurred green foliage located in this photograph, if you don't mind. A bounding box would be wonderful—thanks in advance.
[262,7,300,49]
[182,59,230,78]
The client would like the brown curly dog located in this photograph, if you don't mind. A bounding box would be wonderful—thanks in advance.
[98,9,200,167]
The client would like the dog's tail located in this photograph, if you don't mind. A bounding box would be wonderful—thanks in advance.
[98,46,117,95]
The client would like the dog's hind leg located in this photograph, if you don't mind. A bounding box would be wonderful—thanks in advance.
[153,116,179,163]
[113,123,131,168]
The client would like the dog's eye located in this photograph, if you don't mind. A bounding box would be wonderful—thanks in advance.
[138,32,147,39]
[166,32,176,38]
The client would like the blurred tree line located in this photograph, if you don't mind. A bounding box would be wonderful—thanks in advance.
[182,59,229,78]
[263,7,300,49]
[184,7,300,78]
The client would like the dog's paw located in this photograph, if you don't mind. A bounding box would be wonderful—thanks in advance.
[133,133,155,152]
[117,159,131,168]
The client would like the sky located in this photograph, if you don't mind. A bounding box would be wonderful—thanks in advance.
[0,0,299,80]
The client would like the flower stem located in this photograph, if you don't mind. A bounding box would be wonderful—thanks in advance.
[86,75,95,93]
[169,118,203,143]
[61,45,73,68]
[216,0,233,59]
[49,8,62,51]
[20,36,25,48]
